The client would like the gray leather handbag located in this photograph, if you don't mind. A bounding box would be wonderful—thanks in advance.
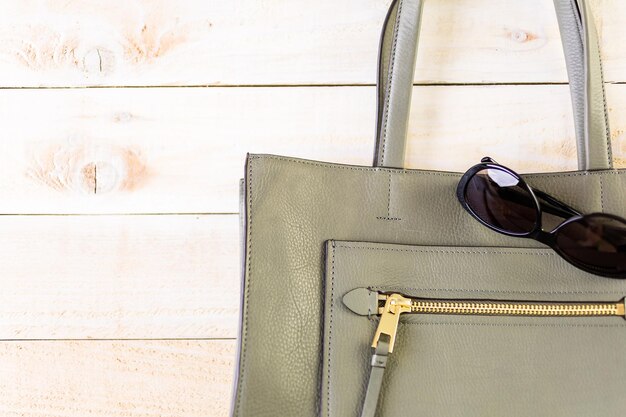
[231,1,626,416]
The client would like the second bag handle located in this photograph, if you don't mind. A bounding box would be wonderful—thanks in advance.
[374,0,612,171]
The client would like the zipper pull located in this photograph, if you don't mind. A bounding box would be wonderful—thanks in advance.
[372,293,412,353]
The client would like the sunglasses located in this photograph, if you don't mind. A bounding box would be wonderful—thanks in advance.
[457,157,626,278]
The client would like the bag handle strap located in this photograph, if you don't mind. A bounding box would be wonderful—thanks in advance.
[359,335,390,417]
[374,0,612,171]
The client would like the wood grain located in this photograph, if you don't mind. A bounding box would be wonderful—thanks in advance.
[0,215,240,339]
[1,1,626,415]
[0,340,235,417]
[0,84,623,214]
[0,0,623,86]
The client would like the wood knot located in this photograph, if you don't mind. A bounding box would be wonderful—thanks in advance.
[80,161,121,194]
[113,111,134,123]
[82,47,116,76]
[511,30,530,43]
[503,28,544,49]
[27,142,149,195]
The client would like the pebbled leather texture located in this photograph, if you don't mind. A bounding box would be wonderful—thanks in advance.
[375,0,612,171]
[324,241,626,417]
[231,153,626,417]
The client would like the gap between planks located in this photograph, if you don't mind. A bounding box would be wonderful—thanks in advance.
[0,82,584,89]
[0,84,624,215]
[0,0,624,86]
[0,339,236,417]
[0,338,237,341]
[0,214,241,340]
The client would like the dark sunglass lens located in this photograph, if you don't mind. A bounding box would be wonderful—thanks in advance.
[465,168,538,234]
[556,214,626,276]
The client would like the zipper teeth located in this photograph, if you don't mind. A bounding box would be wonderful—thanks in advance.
[410,300,621,316]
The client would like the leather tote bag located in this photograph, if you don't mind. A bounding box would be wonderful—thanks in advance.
[231,1,626,416]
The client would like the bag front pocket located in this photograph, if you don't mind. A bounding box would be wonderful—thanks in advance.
[322,240,626,417]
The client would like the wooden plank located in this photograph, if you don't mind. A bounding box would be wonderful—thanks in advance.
[0,85,624,214]
[0,340,235,417]
[0,215,240,339]
[594,0,626,83]
[0,86,377,214]
[0,0,623,86]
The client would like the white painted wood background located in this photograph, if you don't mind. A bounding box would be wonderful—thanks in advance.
[0,0,625,415]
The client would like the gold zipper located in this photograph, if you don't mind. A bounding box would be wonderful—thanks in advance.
[372,292,626,353]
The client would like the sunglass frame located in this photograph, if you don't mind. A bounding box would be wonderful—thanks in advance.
[456,161,626,278]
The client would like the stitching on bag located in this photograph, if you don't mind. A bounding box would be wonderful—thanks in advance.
[248,155,626,178]
[599,175,604,211]
[378,173,402,221]
[380,0,404,164]
[248,155,457,175]
[335,243,555,256]
[524,171,623,178]
[235,159,254,416]
[327,242,336,417]
[336,244,626,296]
[594,19,613,164]
[386,173,391,216]
[370,285,625,296]
[598,54,612,163]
